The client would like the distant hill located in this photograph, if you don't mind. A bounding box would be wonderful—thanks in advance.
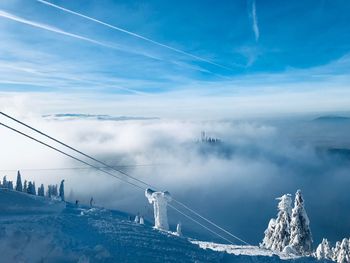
[42,113,159,121]
[313,116,350,122]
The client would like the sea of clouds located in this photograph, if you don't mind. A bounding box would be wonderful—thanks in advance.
[1,112,350,245]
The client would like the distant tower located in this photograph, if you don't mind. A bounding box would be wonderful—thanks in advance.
[201,131,206,142]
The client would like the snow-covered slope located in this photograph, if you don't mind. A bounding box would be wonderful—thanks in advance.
[0,188,324,262]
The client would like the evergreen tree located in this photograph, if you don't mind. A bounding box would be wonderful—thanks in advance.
[7,181,13,190]
[289,190,313,255]
[27,181,35,195]
[270,194,292,252]
[333,241,342,261]
[15,171,23,192]
[337,238,350,263]
[23,180,28,193]
[316,238,332,260]
[38,184,45,197]
[47,185,52,198]
[261,218,276,249]
[59,180,65,201]
[2,176,8,188]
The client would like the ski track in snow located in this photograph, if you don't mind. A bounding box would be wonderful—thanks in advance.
[0,188,326,262]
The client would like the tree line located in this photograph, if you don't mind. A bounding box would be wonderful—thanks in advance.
[0,170,65,201]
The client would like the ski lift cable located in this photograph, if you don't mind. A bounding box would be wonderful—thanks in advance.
[0,121,237,245]
[0,122,144,191]
[0,111,250,245]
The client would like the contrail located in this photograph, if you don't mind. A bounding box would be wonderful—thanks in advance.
[0,10,115,49]
[37,0,232,71]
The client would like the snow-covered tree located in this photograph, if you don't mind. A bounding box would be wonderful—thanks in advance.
[23,180,28,193]
[145,188,172,231]
[33,182,36,195]
[59,180,65,201]
[337,238,350,263]
[261,218,276,249]
[139,216,144,225]
[134,215,139,223]
[333,241,342,261]
[270,194,292,251]
[15,171,23,192]
[2,176,8,188]
[7,181,13,190]
[316,238,333,260]
[289,190,313,255]
[27,181,34,195]
[38,184,45,197]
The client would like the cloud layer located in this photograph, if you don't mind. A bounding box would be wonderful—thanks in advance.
[1,112,350,245]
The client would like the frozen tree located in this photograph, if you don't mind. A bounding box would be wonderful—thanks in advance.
[269,194,292,251]
[27,181,36,195]
[176,223,182,237]
[261,219,276,249]
[15,171,23,192]
[2,176,8,188]
[139,216,144,225]
[289,190,313,255]
[333,241,342,261]
[59,180,65,201]
[134,215,139,223]
[7,181,13,190]
[337,238,350,263]
[38,184,45,197]
[145,188,172,231]
[316,238,332,260]
[23,180,28,193]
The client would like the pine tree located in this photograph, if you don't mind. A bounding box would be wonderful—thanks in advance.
[23,180,28,193]
[15,171,23,192]
[333,241,342,261]
[337,238,350,263]
[47,185,52,198]
[33,182,36,195]
[261,218,276,249]
[316,238,332,260]
[289,190,313,255]
[2,176,8,188]
[7,181,13,190]
[270,194,292,252]
[38,184,45,197]
[59,180,65,201]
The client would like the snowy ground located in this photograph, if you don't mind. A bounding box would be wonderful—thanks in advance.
[0,188,325,262]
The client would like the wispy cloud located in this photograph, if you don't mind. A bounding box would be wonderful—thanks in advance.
[250,0,260,42]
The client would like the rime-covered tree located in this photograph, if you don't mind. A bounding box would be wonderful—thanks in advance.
[2,176,8,188]
[316,238,332,260]
[23,180,28,193]
[38,184,45,197]
[176,223,182,237]
[59,180,65,201]
[7,181,13,190]
[289,190,313,255]
[261,218,276,249]
[15,171,23,192]
[337,238,350,263]
[269,194,292,251]
[333,241,342,261]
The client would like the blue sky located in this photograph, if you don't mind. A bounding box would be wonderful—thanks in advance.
[0,0,350,117]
